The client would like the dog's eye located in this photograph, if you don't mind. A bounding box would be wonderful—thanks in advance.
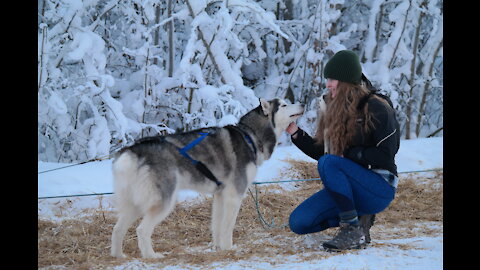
[281,104,287,107]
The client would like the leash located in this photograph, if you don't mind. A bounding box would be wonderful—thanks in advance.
[38,154,113,174]
[247,184,288,230]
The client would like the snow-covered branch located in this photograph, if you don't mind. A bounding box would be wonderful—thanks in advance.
[38,0,443,162]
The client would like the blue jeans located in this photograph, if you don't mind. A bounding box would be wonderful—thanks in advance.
[289,154,395,234]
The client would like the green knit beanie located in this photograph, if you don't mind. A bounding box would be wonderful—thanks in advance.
[324,50,362,84]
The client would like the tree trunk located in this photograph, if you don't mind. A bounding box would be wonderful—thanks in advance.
[282,0,293,55]
[388,0,411,69]
[185,0,226,84]
[283,0,294,103]
[372,3,384,61]
[153,4,161,66]
[405,5,424,139]
[415,38,443,137]
[167,0,174,77]
[38,25,48,92]
[142,47,151,138]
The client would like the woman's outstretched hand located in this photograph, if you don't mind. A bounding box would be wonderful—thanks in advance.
[286,122,299,138]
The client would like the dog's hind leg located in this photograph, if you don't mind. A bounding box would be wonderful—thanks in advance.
[111,152,143,258]
[136,198,176,259]
[111,205,141,258]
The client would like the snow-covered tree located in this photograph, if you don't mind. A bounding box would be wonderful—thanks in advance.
[38,0,443,163]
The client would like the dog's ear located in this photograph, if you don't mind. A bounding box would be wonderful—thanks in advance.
[318,95,327,113]
[259,98,270,116]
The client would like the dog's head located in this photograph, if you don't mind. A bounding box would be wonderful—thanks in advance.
[239,98,304,163]
[258,98,304,137]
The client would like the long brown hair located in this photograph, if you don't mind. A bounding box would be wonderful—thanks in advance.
[314,81,377,155]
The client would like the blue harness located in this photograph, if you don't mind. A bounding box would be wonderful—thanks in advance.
[177,127,257,187]
[178,132,210,164]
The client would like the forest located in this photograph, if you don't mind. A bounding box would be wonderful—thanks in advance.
[38,0,443,163]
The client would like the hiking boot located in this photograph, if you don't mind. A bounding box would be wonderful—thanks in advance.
[359,214,375,244]
[322,223,366,251]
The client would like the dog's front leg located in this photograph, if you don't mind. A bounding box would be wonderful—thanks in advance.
[217,188,242,250]
[211,192,224,249]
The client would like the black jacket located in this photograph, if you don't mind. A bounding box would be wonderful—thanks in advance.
[292,97,400,176]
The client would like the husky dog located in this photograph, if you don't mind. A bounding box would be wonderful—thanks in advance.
[111,98,304,259]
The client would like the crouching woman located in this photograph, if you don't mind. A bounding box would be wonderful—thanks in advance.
[287,50,400,250]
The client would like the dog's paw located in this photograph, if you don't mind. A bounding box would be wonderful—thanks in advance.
[143,252,165,259]
[216,244,234,251]
[111,252,127,259]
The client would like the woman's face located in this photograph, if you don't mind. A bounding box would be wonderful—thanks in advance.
[326,79,339,98]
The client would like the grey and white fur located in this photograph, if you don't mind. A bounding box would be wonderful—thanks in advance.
[111,98,304,259]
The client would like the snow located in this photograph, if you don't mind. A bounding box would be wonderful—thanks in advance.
[38,137,443,269]
[107,236,443,270]
[39,0,443,163]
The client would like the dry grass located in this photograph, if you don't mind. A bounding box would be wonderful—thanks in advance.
[38,160,443,269]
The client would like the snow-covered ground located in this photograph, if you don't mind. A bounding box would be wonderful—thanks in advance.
[114,234,443,270]
[38,137,443,269]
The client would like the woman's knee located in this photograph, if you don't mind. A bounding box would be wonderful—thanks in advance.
[289,207,333,234]
[318,154,343,169]
[317,154,342,181]
[289,211,332,235]
[289,209,309,235]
